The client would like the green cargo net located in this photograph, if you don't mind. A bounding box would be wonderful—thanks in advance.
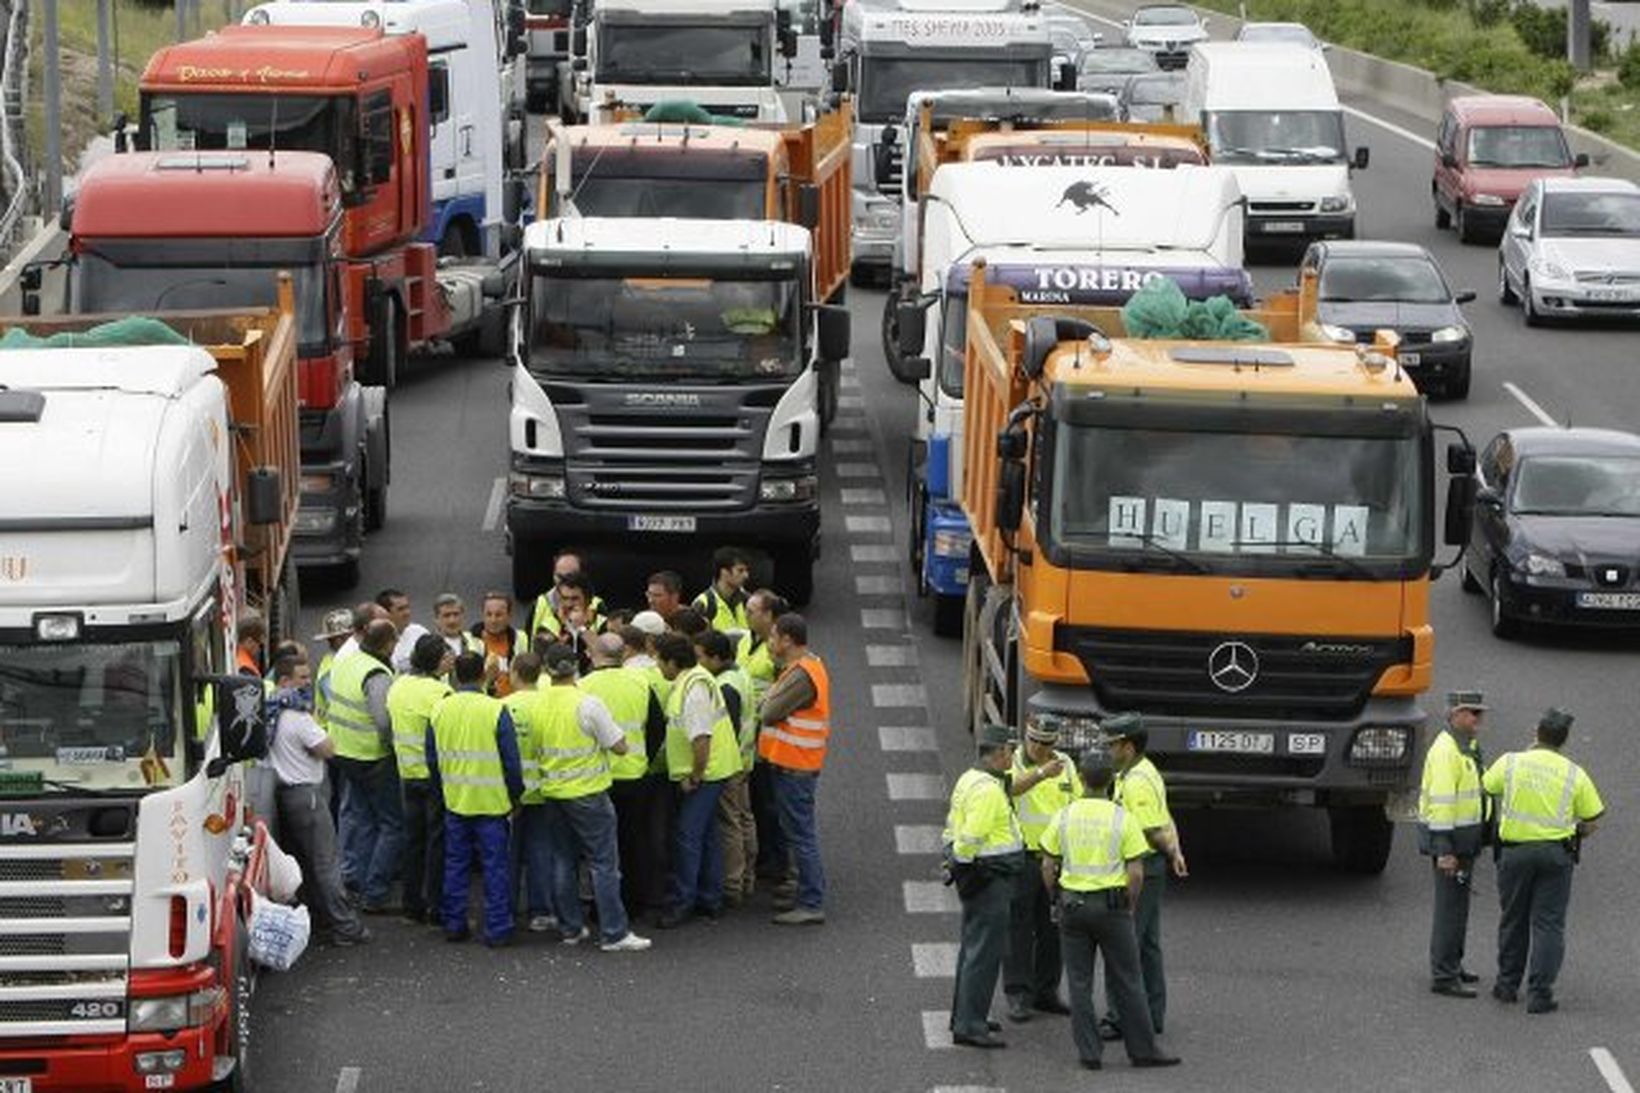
[0,316,192,349]
[1120,277,1268,342]
[642,100,747,127]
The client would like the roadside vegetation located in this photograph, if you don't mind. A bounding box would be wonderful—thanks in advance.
[1199,0,1640,152]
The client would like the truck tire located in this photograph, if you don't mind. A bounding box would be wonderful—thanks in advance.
[1329,805,1394,875]
[363,457,387,533]
[266,556,301,644]
[365,300,402,391]
[880,295,922,386]
[775,548,815,607]
[960,563,991,735]
[209,916,253,1092]
[817,357,840,432]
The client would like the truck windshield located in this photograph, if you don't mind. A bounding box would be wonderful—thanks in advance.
[1046,424,1426,576]
[859,58,1047,123]
[529,269,802,381]
[598,22,770,85]
[75,251,329,352]
[140,93,359,196]
[569,176,765,219]
[0,640,185,791]
[1205,110,1347,165]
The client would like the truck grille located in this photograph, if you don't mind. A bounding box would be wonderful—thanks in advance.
[1055,627,1412,722]
[1250,201,1315,214]
[876,141,903,198]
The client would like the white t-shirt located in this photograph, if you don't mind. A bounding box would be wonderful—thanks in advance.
[391,622,431,673]
[268,708,329,787]
[680,678,717,742]
[334,636,361,664]
[575,693,626,750]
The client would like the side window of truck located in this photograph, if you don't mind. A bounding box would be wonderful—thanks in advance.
[430,64,451,127]
[363,91,396,187]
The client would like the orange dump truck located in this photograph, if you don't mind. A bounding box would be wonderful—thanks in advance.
[958,260,1477,873]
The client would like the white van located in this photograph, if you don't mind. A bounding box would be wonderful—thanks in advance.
[1182,41,1368,244]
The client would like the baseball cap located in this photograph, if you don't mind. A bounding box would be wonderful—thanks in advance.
[630,610,667,636]
[312,608,353,641]
[1447,690,1488,712]
[542,643,579,679]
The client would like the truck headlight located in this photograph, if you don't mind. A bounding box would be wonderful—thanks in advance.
[509,472,566,500]
[931,529,973,557]
[1470,193,1506,206]
[760,475,816,502]
[1430,325,1468,344]
[1318,322,1356,343]
[1522,552,1565,577]
[1349,726,1410,764]
[1319,195,1353,213]
[293,506,339,535]
[129,996,188,1032]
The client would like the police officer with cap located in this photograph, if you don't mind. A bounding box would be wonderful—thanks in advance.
[1419,690,1489,998]
[1481,707,1605,1014]
[1040,749,1181,1072]
[1003,718,1081,1022]
[943,722,1026,1048]
[1098,712,1186,1041]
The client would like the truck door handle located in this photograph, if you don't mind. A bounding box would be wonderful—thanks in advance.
[461,126,474,156]
[444,167,456,179]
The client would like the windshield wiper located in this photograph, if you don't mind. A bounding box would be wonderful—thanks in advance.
[1232,538,1377,579]
[1259,146,1341,163]
[27,776,130,797]
[1096,532,1210,574]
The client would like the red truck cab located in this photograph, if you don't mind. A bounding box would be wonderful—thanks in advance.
[1433,94,1587,244]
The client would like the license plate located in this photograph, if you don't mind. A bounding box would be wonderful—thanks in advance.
[1,1079,33,1093]
[1576,591,1640,610]
[627,515,696,533]
[1288,732,1327,755]
[1261,220,1305,233]
[1398,352,1421,367]
[1187,730,1275,754]
[1585,287,1635,302]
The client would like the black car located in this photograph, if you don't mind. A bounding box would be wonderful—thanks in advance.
[1300,240,1477,399]
[1463,427,1640,637]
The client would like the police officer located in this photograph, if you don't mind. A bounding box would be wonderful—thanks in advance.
[1481,708,1604,1014]
[1040,750,1182,1072]
[1099,713,1186,1041]
[1003,721,1081,1023]
[1419,690,1489,998]
[943,723,1025,1049]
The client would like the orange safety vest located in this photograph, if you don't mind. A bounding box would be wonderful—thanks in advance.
[235,646,261,677]
[757,653,831,772]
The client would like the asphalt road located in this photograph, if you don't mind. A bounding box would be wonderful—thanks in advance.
[246,51,1640,1093]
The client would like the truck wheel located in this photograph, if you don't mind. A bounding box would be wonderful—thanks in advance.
[880,295,914,385]
[932,593,963,638]
[366,301,402,391]
[960,564,991,735]
[775,548,814,607]
[363,460,387,533]
[209,917,253,1092]
[266,557,301,644]
[1329,805,1394,875]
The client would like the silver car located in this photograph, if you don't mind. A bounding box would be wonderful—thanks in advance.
[1498,177,1640,324]
[1235,21,1326,50]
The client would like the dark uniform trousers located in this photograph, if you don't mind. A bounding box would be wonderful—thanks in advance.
[1004,851,1062,1003]
[1106,854,1167,1032]
[1063,890,1163,1066]
[950,865,1016,1038]
[1496,841,1575,1003]
[1430,855,1474,984]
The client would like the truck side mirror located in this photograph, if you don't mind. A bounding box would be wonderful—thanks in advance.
[816,306,851,362]
[112,112,128,154]
[830,61,848,94]
[206,675,269,777]
[780,26,799,58]
[819,16,834,50]
[245,466,283,526]
[18,264,41,293]
[1444,474,1476,546]
[1353,146,1370,170]
[796,183,821,229]
[1440,151,1457,170]
[896,301,926,356]
[996,460,1026,532]
[1446,441,1475,475]
[572,26,587,54]
[1056,61,1076,91]
[57,196,74,232]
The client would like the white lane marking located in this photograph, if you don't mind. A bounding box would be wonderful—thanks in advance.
[842,487,890,506]
[838,394,866,409]
[912,942,960,978]
[845,514,893,535]
[887,772,947,800]
[896,824,945,854]
[841,374,861,390]
[880,726,939,752]
[835,461,883,479]
[831,438,874,454]
[861,608,906,629]
[481,476,506,532]
[922,1010,956,1050]
[336,1068,362,1093]
[852,544,899,564]
[1341,103,1436,151]
[867,644,918,667]
[904,880,962,913]
[856,574,901,595]
[873,683,929,708]
[1592,1048,1637,1093]
[1504,381,1560,427]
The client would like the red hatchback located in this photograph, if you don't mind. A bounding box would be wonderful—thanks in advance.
[1433,95,1587,243]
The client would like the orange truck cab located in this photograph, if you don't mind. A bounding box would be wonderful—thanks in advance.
[1433,94,1587,244]
[958,260,1478,874]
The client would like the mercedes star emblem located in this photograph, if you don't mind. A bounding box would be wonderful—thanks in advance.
[1207,641,1259,693]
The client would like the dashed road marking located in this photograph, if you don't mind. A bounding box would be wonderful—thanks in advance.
[852,544,899,563]
[845,514,893,535]
[895,824,945,854]
[481,476,506,532]
[831,438,874,454]
[841,487,889,506]
[856,574,902,595]
[861,608,907,629]
[879,725,938,752]
[867,644,918,667]
[912,942,960,978]
[835,461,883,479]
[838,394,866,410]
[873,683,929,708]
[921,1010,955,1049]
[1504,381,1560,427]
[904,881,961,914]
[887,772,947,800]
[1593,1048,1636,1093]
[335,1068,362,1093]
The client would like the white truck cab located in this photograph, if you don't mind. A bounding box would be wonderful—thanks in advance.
[1182,41,1368,245]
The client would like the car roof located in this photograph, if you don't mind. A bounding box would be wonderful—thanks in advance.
[1536,176,1640,195]
[1311,240,1433,261]
[1507,427,1640,458]
[1447,95,1559,127]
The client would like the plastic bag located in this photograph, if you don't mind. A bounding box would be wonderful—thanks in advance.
[263,833,304,904]
[247,892,311,972]
[1120,278,1269,342]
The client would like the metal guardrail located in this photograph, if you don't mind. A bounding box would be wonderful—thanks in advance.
[0,0,32,253]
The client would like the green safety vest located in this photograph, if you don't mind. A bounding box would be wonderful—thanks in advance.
[1419,729,1485,846]
[580,666,651,782]
[531,684,613,799]
[735,633,776,718]
[692,587,749,634]
[502,688,543,803]
[529,592,607,641]
[430,690,512,816]
[327,652,391,761]
[716,665,758,772]
[1483,747,1604,844]
[314,651,336,732]
[663,665,740,783]
[943,768,1023,864]
[1111,755,1173,857]
[386,673,452,781]
[1040,798,1144,893]
[1011,748,1082,851]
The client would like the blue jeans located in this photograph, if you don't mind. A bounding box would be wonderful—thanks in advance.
[443,814,514,943]
[774,768,825,911]
[512,803,560,919]
[545,793,630,942]
[670,778,728,914]
[335,756,404,908]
